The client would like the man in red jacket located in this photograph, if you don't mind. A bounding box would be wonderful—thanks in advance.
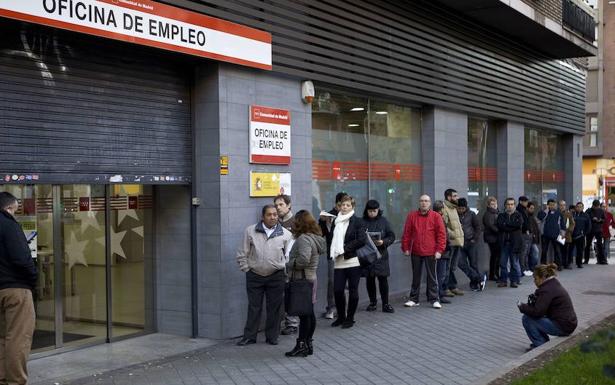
[401,195,447,309]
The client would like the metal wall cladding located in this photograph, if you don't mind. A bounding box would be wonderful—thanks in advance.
[0,20,192,184]
[169,0,585,134]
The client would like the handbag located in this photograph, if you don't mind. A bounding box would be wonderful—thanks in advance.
[285,263,314,316]
[356,230,382,265]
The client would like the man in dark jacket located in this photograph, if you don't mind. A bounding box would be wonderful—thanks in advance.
[0,192,37,385]
[273,194,298,335]
[537,199,566,268]
[456,198,486,291]
[483,196,500,281]
[516,196,532,274]
[526,202,541,272]
[318,192,347,319]
[584,199,606,265]
[497,198,523,288]
[572,202,591,268]
[518,264,577,349]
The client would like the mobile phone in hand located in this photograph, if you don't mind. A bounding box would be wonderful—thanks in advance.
[27,231,38,242]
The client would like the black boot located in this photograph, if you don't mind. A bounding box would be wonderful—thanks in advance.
[306,339,313,355]
[285,339,308,357]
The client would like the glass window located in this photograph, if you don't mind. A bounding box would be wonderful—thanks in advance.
[590,117,598,131]
[312,91,368,214]
[312,89,422,234]
[467,118,497,211]
[368,101,422,232]
[524,128,565,205]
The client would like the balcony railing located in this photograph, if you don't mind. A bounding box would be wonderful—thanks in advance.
[562,0,596,42]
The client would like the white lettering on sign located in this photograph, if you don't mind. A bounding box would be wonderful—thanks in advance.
[249,105,291,165]
[0,0,272,70]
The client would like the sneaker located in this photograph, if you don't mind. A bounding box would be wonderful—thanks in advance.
[523,270,533,277]
[451,288,464,296]
[432,301,442,309]
[439,297,451,304]
[479,273,487,291]
[404,300,419,307]
[382,304,395,313]
[510,282,518,288]
[323,310,335,319]
[497,282,507,288]
[366,302,377,312]
[443,290,455,297]
[280,326,297,335]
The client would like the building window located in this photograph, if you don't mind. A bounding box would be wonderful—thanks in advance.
[524,128,565,205]
[467,118,497,211]
[312,89,422,233]
[588,116,598,147]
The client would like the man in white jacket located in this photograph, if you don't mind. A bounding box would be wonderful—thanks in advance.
[236,204,293,346]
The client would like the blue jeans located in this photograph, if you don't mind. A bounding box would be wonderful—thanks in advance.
[458,242,481,287]
[499,242,521,284]
[528,244,539,271]
[447,246,461,290]
[436,258,450,298]
[522,315,565,347]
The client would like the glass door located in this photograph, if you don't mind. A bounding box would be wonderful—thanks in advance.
[61,185,108,346]
[1,183,153,352]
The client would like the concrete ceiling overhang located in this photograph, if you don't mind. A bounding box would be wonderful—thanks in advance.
[433,0,597,58]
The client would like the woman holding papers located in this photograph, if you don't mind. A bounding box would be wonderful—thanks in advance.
[362,200,396,313]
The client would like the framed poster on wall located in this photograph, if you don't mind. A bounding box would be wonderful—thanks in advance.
[249,172,291,197]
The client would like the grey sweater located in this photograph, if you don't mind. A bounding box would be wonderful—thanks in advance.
[287,233,326,281]
[237,222,293,276]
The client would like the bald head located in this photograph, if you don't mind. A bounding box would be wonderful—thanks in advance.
[419,195,431,212]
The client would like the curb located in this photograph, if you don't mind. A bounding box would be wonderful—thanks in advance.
[476,304,615,385]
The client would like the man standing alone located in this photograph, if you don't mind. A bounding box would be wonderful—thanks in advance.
[0,192,37,385]
[236,205,293,346]
[401,195,446,308]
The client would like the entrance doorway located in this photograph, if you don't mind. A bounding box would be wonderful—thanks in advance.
[1,184,154,352]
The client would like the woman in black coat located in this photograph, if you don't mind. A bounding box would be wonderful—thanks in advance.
[329,195,366,328]
[362,200,396,313]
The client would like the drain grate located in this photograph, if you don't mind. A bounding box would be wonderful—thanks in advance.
[582,291,615,296]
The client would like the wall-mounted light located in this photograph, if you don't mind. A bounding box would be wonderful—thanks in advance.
[350,107,365,111]
[301,80,314,104]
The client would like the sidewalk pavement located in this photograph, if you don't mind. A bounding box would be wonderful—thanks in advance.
[30,263,615,385]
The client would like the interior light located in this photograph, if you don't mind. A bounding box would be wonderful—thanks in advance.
[350,107,365,111]
[375,111,388,115]
[348,124,360,127]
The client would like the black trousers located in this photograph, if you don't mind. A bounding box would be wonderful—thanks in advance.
[409,255,438,303]
[541,237,562,266]
[572,237,585,267]
[585,233,604,263]
[333,266,361,322]
[561,243,571,268]
[487,242,500,280]
[243,269,286,341]
[366,275,389,305]
[298,310,316,341]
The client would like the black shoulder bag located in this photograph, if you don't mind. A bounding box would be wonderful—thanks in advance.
[285,260,314,316]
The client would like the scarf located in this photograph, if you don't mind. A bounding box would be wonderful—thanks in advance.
[330,210,354,259]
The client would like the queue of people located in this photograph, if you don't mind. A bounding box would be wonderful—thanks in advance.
[234,190,607,358]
